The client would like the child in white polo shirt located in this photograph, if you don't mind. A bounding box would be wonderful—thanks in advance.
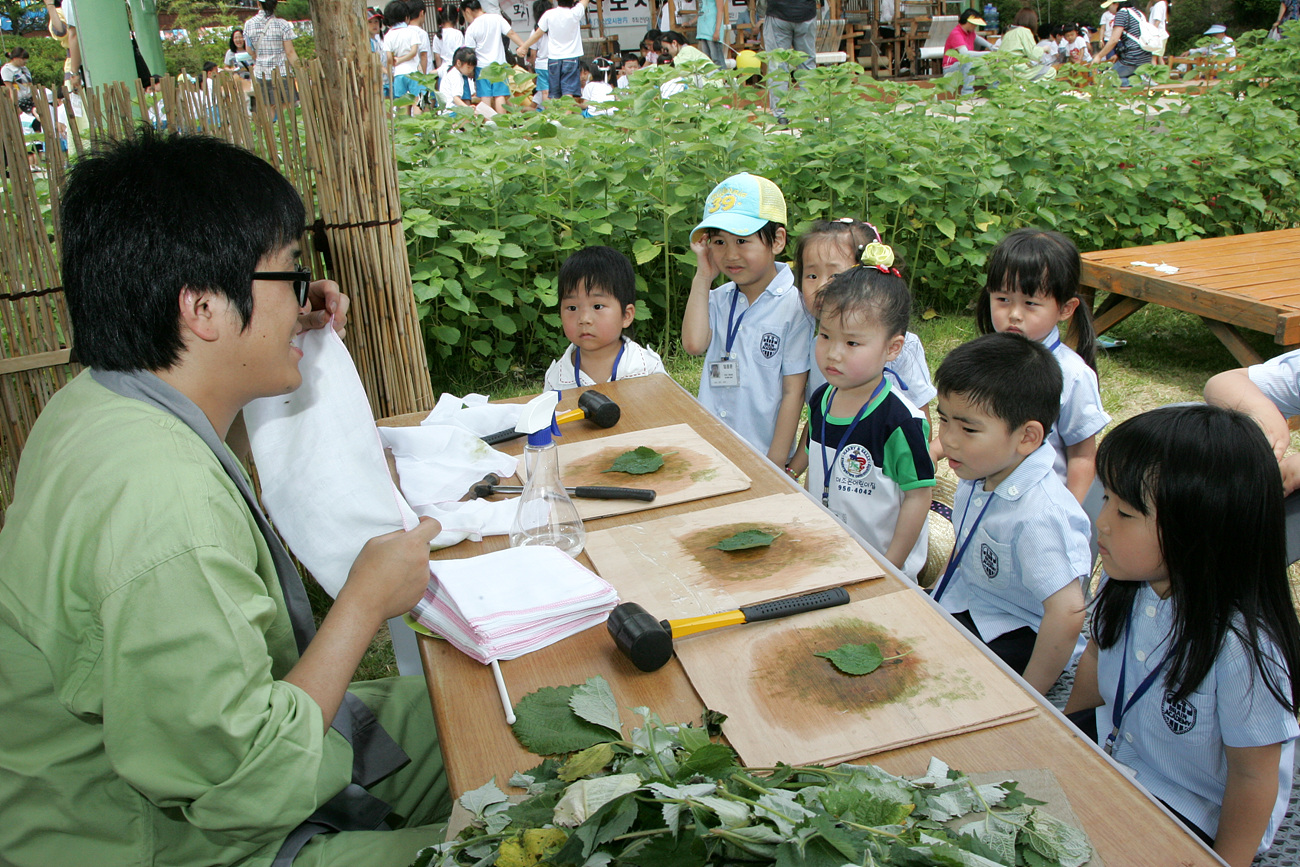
[543,246,666,390]
[931,332,1090,696]
[682,172,813,466]
[519,0,590,101]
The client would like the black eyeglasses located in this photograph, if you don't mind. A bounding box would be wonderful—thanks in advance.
[251,270,312,307]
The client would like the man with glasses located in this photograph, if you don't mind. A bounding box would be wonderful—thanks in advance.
[0,130,451,867]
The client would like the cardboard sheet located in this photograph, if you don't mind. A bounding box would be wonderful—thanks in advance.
[520,423,751,520]
[676,592,1038,767]
[583,494,886,618]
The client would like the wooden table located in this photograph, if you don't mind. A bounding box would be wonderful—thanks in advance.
[391,373,1221,865]
[1080,228,1300,366]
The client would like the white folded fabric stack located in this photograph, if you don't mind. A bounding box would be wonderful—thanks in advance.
[413,546,619,663]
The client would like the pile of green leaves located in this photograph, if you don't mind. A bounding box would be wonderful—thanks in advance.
[410,677,1092,867]
[396,39,1300,383]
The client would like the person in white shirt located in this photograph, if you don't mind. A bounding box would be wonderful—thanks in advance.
[461,0,527,113]
[1190,23,1235,57]
[1062,23,1092,63]
[580,58,616,116]
[382,0,427,114]
[530,0,554,104]
[438,46,482,114]
[519,0,590,101]
[1147,0,1167,31]
[438,11,465,77]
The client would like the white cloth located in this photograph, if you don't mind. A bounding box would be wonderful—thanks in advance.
[378,424,517,510]
[697,262,814,459]
[464,13,513,68]
[413,546,619,662]
[1043,327,1110,483]
[543,337,666,391]
[423,391,523,436]
[384,23,423,76]
[1094,582,1298,850]
[439,27,465,74]
[539,5,586,60]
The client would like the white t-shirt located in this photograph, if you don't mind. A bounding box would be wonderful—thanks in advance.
[1100,9,1115,42]
[464,13,513,67]
[1065,34,1092,62]
[439,66,475,106]
[535,32,550,65]
[582,80,615,114]
[1148,0,1167,29]
[539,5,586,60]
[414,24,433,72]
[439,27,465,74]
[542,338,666,391]
[384,23,423,76]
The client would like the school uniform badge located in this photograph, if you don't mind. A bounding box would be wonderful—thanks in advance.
[760,332,780,358]
[838,444,873,479]
[1161,691,1197,734]
[980,543,999,578]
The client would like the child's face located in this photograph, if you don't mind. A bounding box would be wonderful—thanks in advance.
[580,69,592,85]
[456,60,475,77]
[816,308,904,397]
[623,59,639,73]
[800,238,858,314]
[988,286,1078,344]
[560,284,634,355]
[707,228,786,295]
[936,391,1040,491]
[1097,489,1169,596]
[370,20,381,35]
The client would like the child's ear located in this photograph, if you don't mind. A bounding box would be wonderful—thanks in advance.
[771,226,788,256]
[1057,297,1080,323]
[1014,420,1046,456]
[885,333,906,362]
[621,304,636,329]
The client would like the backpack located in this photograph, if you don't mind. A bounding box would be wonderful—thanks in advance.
[1123,9,1168,56]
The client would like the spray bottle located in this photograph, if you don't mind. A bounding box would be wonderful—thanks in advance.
[508,391,586,556]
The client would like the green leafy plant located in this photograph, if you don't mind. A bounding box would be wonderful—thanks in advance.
[816,642,913,676]
[602,446,673,475]
[412,676,1093,867]
[708,529,782,551]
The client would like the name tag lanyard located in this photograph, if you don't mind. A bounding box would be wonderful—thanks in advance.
[1104,604,1165,755]
[573,341,625,385]
[819,380,885,507]
[724,288,752,360]
[931,487,995,603]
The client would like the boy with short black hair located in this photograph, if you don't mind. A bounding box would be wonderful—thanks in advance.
[931,332,1090,696]
[383,0,426,113]
[519,0,590,101]
[543,246,665,390]
[682,172,813,467]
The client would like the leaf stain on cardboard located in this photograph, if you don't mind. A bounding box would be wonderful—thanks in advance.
[680,522,842,582]
[754,619,925,726]
[564,446,707,497]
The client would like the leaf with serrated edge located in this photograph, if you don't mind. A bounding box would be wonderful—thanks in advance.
[815,642,884,675]
[457,778,507,819]
[559,743,616,782]
[708,529,782,551]
[552,774,642,827]
[569,676,622,735]
[1021,808,1093,867]
[512,684,621,755]
[602,446,672,474]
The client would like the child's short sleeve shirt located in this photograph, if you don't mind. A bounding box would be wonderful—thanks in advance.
[697,263,813,457]
[384,23,422,76]
[542,337,667,391]
[1043,327,1110,481]
[936,444,1092,640]
[464,14,512,67]
[807,382,935,580]
[1094,582,1299,849]
[1248,348,1300,419]
[539,6,586,60]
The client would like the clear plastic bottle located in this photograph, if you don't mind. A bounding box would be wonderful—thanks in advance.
[508,395,586,556]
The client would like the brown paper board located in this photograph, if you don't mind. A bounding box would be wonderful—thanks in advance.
[676,592,1039,767]
[519,423,752,520]
[583,494,886,619]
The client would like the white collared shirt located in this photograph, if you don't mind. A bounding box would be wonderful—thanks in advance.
[697,262,814,458]
[542,337,666,391]
[936,444,1092,640]
[1042,326,1110,482]
[1248,347,1300,418]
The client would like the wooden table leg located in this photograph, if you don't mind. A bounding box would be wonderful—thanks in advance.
[1093,295,1147,335]
[1201,317,1265,366]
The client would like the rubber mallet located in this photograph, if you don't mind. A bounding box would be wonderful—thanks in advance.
[606,587,851,672]
[482,391,621,446]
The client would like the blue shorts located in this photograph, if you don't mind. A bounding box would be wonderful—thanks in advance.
[548,57,581,98]
[475,70,511,98]
[535,68,550,96]
[392,74,428,99]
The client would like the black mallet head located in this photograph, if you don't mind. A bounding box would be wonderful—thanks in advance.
[578,390,621,429]
[606,602,674,672]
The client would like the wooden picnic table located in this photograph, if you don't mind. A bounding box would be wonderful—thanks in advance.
[1079,228,1300,365]
[384,373,1223,865]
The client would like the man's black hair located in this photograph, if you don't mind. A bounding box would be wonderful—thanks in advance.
[934,332,1062,433]
[532,0,553,22]
[384,0,408,26]
[405,0,425,19]
[558,246,637,311]
[203,60,218,72]
[61,128,305,372]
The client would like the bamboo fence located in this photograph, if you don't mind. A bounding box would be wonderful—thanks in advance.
[0,63,434,523]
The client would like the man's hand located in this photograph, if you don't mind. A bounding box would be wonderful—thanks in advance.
[297,279,349,339]
[340,517,442,623]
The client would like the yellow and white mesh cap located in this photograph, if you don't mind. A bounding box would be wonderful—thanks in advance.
[690,172,787,243]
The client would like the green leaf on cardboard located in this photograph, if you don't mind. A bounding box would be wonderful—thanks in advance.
[602,446,673,475]
[511,684,621,755]
[569,675,622,734]
[815,642,885,675]
[709,529,782,551]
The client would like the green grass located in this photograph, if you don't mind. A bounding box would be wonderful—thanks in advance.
[336,300,1293,681]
